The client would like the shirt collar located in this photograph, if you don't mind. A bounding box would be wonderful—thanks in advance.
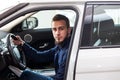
[56,37,71,49]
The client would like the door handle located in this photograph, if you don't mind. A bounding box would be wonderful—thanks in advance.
[39,43,48,49]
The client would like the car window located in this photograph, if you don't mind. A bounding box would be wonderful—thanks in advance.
[22,10,76,30]
[81,4,120,47]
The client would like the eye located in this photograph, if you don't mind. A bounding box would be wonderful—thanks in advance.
[52,28,57,31]
[59,26,65,31]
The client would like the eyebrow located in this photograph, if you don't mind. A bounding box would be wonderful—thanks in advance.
[52,26,65,29]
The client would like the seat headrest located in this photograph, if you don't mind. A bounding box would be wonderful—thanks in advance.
[98,19,114,40]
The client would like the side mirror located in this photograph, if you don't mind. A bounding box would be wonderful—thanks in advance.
[22,17,38,30]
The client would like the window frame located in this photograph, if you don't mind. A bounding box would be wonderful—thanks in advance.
[80,1,120,49]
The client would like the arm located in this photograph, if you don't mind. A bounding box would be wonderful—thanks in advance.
[12,35,56,63]
[22,43,56,63]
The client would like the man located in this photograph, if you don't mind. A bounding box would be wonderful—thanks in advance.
[13,14,71,80]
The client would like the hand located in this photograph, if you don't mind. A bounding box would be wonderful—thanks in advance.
[12,36,24,46]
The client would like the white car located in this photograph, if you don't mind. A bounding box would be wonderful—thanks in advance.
[0,0,120,80]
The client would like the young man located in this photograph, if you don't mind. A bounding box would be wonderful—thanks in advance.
[13,14,71,80]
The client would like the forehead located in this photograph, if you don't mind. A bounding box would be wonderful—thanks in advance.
[52,20,66,28]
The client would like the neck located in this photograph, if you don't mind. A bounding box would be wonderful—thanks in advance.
[56,36,71,48]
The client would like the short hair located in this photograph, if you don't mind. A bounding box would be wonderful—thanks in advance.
[52,14,70,28]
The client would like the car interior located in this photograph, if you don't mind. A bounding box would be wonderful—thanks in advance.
[0,8,76,80]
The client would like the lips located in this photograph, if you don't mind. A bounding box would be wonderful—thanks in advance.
[56,36,61,40]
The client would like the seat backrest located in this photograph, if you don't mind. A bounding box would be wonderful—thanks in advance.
[97,19,114,46]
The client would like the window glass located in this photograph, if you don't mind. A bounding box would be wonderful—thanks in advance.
[22,10,76,29]
[81,4,120,47]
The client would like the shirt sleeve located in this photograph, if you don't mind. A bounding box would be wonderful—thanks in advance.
[22,43,56,63]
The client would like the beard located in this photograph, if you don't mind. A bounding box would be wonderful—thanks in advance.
[55,36,68,45]
[55,39,61,45]
[54,33,69,45]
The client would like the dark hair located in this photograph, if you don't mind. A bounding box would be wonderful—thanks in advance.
[52,14,70,28]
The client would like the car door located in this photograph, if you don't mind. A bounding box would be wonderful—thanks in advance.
[75,1,120,80]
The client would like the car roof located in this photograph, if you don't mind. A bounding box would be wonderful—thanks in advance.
[19,0,120,3]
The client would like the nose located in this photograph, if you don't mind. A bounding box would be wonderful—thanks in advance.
[56,29,60,35]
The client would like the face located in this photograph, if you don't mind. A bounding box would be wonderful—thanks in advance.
[52,20,71,44]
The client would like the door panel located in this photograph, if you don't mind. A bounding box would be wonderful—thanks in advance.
[17,29,54,51]
[76,48,120,80]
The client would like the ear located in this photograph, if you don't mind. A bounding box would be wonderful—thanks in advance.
[68,27,71,37]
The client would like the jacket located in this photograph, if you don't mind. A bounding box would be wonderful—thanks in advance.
[22,37,71,80]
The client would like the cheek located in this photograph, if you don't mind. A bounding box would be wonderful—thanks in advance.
[61,31,68,38]
[52,32,56,38]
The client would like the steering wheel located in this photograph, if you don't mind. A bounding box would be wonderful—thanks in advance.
[7,34,26,69]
